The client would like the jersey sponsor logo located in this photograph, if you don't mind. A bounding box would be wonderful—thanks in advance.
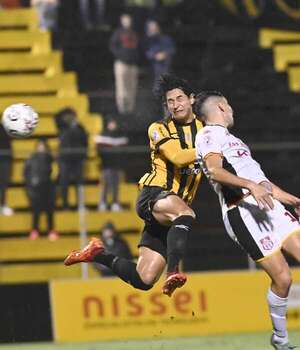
[236,150,249,157]
[260,236,274,250]
[179,166,201,175]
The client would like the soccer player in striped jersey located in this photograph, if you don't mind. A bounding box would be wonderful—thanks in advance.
[64,74,203,297]
[194,91,300,350]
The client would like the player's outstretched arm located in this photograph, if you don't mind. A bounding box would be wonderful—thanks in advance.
[160,140,196,167]
[148,123,196,168]
[270,182,300,215]
[205,154,274,210]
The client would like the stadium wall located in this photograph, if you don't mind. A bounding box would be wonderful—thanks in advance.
[49,269,300,342]
[1,269,300,344]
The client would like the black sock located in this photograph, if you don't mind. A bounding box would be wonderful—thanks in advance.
[93,252,116,267]
[94,253,152,291]
[167,215,195,273]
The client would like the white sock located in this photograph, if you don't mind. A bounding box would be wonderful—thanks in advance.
[267,288,288,342]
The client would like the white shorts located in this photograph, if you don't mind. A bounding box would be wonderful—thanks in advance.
[223,195,300,261]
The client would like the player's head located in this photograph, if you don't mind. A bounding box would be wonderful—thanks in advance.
[154,74,195,123]
[193,91,234,128]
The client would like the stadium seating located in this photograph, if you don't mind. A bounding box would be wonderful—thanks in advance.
[0,8,141,283]
[259,28,300,92]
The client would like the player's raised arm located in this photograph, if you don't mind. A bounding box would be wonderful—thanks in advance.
[160,141,196,167]
[148,122,196,168]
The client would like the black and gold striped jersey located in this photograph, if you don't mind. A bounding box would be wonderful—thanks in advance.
[138,116,203,204]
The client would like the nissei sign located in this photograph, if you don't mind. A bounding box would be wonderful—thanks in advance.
[50,270,300,342]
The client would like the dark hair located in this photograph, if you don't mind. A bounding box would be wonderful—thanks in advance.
[153,74,194,103]
[193,90,223,118]
[36,137,51,153]
[102,221,115,232]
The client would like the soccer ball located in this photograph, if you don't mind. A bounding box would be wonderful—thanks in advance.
[1,103,39,138]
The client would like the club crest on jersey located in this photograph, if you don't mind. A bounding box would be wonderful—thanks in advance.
[260,236,274,251]
[204,135,212,145]
[152,130,160,142]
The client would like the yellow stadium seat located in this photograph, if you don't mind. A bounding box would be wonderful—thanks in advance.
[0,8,39,30]
[12,137,98,159]
[259,28,300,48]
[0,234,138,262]
[273,44,300,71]
[0,262,100,284]
[0,211,143,233]
[11,158,101,183]
[0,73,78,97]
[0,8,129,284]
[0,95,89,116]
[0,52,62,76]
[288,66,300,92]
[34,117,57,135]
[6,183,138,209]
[0,30,50,54]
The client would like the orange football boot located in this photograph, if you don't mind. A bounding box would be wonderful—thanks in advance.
[64,237,104,266]
[162,272,187,297]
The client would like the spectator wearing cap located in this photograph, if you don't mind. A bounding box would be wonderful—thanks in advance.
[93,222,133,276]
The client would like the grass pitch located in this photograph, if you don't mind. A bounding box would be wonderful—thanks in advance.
[0,331,300,350]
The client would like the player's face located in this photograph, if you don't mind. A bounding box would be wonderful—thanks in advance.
[166,88,194,123]
[221,97,234,128]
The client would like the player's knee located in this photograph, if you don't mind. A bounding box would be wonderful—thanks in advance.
[175,209,195,219]
[130,271,153,291]
[274,270,292,294]
[136,280,153,291]
[140,271,158,287]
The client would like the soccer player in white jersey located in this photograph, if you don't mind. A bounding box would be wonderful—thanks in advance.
[194,91,300,350]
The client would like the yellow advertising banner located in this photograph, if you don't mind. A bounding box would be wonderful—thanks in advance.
[50,269,300,342]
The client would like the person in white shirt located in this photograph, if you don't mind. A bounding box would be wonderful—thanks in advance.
[31,0,59,31]
[194,91,300,350]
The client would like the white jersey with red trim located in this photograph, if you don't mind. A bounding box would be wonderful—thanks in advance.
[195,125,269,211]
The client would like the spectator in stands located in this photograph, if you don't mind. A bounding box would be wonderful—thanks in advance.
[109,13,140,116]
[31,0,59,31]
[95,118,128,212]
[93,221,133,276]
[58,108,88,210]
[24,138,58,241]
[0,124,14,216]
[144,19,176,88]
[54,107,75,135]
[78,0,109,31]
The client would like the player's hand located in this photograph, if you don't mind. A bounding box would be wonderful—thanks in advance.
[291,197,300,217]
[294,206,300,218]
[248,182,274,210]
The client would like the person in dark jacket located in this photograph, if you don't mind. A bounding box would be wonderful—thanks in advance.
[93,221,133,276]
[144,19,176,88]
[24,138,58,241]
[94,118,128,211]
[109,13,140,115]
[58,109,88,209]
[0,124,14,216]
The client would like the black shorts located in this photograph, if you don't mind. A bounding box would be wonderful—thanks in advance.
[136,186,175,260]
